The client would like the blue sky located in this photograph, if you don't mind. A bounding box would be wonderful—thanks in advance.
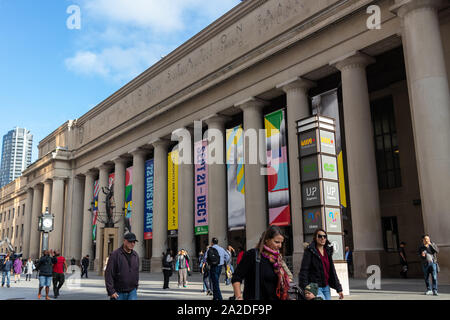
[0,0,241,162]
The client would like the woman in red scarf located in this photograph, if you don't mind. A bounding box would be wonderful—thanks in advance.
[232,226,293,300]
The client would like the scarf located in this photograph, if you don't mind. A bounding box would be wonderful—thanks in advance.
[261,245,291,300]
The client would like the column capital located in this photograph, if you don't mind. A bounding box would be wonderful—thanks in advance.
[150,138,171,149]
[130,148,149,158]
[390,0,446,17]
[52,176,68,181]
[276,77,316,93]
[234,97,269,111]
[330,51,375,71]
[203,114,232,126]
[32,183,44,190]
[83,169,97,178]
[112,156,128,165]
[98,163,113,172]
[43,179,53,185]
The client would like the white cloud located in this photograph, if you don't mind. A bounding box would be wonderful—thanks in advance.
[66,0,241,83]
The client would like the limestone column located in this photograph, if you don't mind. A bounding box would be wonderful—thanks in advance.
[131,149,147,266]
[22,188,34,258]
[205,115,230,247]
[391,0,450,283]
[331,52,384,277]
[42,180,52,213]
[49,177,65,251]
[113,157,127,247]
[95,165,110,272]
[176,128,195,257]
[150,139,170,271]
[81,171,96,261]
[68,176,85,260]
[277,78,315,273]
[235,97,269,249]
[29,185,43,259]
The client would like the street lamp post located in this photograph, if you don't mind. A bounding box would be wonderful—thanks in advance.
[38,207,54,252]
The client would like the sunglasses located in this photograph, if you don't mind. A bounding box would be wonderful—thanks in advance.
[317,234,327,239]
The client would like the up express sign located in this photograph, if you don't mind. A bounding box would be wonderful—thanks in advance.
[301,154,338,182]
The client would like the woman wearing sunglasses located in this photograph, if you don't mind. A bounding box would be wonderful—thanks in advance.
[299,228,344,300]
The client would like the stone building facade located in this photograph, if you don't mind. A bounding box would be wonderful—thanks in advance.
[1,0,449,286]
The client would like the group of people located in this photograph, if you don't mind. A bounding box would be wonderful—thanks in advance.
[101,228,441,301]
[1,255,38,287]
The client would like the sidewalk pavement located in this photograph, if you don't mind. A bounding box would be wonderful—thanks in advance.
[0,272,449,300]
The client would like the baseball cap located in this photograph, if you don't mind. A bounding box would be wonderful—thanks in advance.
[305,283,318,296]
[124,233,138,242]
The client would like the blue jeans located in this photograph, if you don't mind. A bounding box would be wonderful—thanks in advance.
[117,289,137,300]
[423,263,438,292]
[317,285,332,300]
[39,276,52,288]
[2,271,11,287]
[210,265,223,300]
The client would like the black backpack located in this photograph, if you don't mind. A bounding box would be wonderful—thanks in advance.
[162,254,171,268]
[206,247,220,266]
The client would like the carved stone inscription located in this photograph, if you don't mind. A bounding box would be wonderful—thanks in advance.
[85,0,341,145]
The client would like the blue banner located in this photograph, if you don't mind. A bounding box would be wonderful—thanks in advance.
[144,159,154,240]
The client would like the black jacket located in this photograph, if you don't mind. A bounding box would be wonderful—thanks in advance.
[231,248,279,300]
[104,247,139,296]
[37,255,55,277]
[299,242,343,293]
[418,243,439,266]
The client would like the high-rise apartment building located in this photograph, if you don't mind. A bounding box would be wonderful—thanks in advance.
[0,128,33,188]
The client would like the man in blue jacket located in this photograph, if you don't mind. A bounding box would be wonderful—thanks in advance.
[203,238,230,300]
[1,254,13,288]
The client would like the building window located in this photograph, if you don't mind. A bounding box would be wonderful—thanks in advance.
[15,226,18,238]
[23,204,25,216]
[12,208,14,219]
[371,96,402,189]
[381,217,400,252]
[18,206,20,216]
[8,210,10,220]
[21,224,24,238]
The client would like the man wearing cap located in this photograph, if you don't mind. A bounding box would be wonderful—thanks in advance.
[104,232,140,300]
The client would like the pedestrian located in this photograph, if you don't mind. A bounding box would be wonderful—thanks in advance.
[70,257,76,274]
[1,254,13,288]
[399,242,408,279]
[299,228,344,300]
[104,232,140,300]
[175,249,190,288]
[81,254,89,278]
[418,234,439,296]
[224,245,235,285]
[236,247,244,265]
[345,246,353,278]
[231,226,292,300]
[203,237,230,300]
[162,249,173,289]
[13,256,22,283]
[199,250,212,295]
[25,258,35,281]
[37,250,54,300]
[51,249,67,298]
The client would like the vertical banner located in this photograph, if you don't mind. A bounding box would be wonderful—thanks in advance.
[108,173,115,188]
[92,180,99,241]
[124,167,133,233]
[168,148,179,236]
[264,109,291,226]
[144,159,154,240]
[226,125,246,230]
[194,140,208,235]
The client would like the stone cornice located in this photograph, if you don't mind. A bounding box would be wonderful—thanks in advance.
[75,0,267,127]
[44,0,377,161]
